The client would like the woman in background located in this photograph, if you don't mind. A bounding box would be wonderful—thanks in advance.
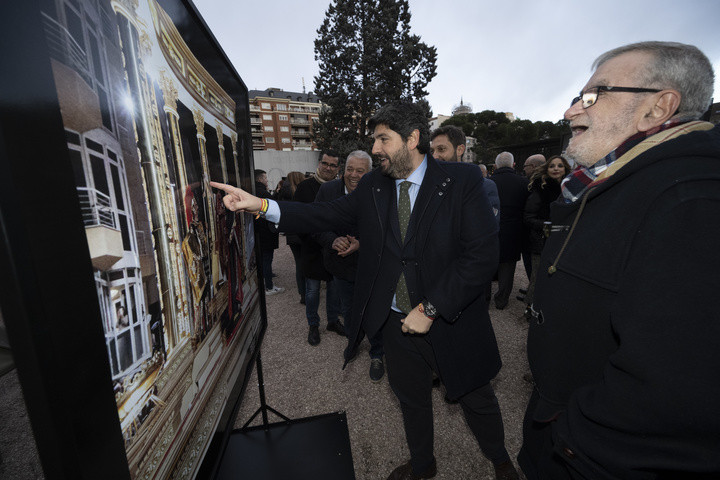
[523,155,571,313]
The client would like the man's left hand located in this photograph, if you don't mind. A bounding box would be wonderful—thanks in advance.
[401,306,434,335]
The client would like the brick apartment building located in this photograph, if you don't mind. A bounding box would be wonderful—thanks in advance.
[249,88,323,151]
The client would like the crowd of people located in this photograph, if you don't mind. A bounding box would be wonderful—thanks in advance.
[213,41,719,480]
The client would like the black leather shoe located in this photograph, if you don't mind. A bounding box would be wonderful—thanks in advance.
[308,325,320,346]
[494,460,519,480]
[327,321,346,337]
[369,358,385,382]
[387,460,436,480]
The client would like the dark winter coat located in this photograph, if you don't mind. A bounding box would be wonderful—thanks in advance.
[312,179,359,282]
[292,176,333,281]
[277,157,501,400]
[523,177,561,254]
[254,181,278,250]
[524,124,720,479]
[491,167,529,262]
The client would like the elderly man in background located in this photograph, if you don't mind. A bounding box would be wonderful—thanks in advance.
[519,41,720,480]
[491,152,528,309]
[522,154,545,178]
[517,154,546,300]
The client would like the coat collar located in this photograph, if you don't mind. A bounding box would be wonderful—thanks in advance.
[371,156,454,245]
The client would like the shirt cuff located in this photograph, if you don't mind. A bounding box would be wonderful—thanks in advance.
[265,199,281,223]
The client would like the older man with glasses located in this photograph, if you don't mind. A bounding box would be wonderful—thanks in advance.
[518,41,720,480]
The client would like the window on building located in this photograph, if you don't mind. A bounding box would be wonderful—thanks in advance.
[279,114,288,121]
[263,114,272,120]
[276,104,287,111]
[280,126,289,132]
[266,137,275,143]
[264,126,274,132]
[65,128,150,380]
[261,102,271,109]
[281,138,291,144]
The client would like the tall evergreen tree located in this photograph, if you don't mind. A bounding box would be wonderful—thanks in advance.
[312,0,437,155]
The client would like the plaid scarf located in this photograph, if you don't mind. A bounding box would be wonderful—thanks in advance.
[561,119,687,203]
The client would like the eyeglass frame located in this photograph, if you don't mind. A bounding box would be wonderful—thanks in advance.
[320,161,339,169]
[571,86,662,109]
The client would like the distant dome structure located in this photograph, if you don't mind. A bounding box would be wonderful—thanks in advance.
[452,97,472,116]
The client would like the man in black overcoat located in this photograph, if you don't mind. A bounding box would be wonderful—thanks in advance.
[211,102,519,480]
[491,153,529,309]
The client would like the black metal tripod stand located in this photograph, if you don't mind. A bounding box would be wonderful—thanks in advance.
[241,353,291,430]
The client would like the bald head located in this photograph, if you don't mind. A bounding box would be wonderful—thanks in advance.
[523,154,546,177]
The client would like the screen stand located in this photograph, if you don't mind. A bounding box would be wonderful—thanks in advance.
[241,353,291,429]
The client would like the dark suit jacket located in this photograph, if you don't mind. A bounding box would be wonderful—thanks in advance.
[292,176,333,280]
[312,179,359,281]
[254,181,279,250]
[492,167,529,262]
[277,156,501,399]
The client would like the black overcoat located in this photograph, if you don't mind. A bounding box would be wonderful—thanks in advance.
[491,167,529,262]
[523,124,720,479]
[278,157,502,399]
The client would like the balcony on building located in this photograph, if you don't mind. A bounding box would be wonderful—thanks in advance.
[78,187,123,271]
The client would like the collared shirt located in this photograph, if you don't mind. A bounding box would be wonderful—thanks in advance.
[395,155,426,210]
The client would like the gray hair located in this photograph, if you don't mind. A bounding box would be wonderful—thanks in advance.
[593,41,714,120]
[495,151,514,168]
[346,150,373,170]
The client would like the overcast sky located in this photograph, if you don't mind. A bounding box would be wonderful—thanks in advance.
[192,0,720,123]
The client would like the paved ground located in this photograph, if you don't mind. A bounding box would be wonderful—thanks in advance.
[0,242,534,480]
[233,242,533,479]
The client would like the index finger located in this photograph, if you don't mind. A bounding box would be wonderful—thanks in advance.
[209,181,236,194]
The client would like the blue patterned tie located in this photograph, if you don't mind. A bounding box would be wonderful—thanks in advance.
[396,181,412,313]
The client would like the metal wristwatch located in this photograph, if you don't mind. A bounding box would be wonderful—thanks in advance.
[421,299,438,320]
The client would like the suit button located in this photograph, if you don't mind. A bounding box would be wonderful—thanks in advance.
[563,448,575,459]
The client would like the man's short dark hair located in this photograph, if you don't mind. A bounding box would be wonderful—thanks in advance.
[431,125,466,150]
[254,169,266,181]
[319,149,340,161]
[368,102,430,154]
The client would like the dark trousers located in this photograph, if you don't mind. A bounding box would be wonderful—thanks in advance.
[382,311,510,473]
[495,261,517,307]
[518,390,576,480]
[261,249,274,290]
[289,243,305,297]
[336,277,384,358]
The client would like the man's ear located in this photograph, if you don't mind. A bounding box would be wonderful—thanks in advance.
[638,90,682,132]
[456,143,466,158]
[407,129,420,151]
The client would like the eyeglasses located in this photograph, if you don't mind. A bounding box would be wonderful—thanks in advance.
[320,161,339,169]
[571,86,661,109]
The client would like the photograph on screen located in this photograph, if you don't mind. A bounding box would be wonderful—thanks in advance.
[37,0,262,477]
